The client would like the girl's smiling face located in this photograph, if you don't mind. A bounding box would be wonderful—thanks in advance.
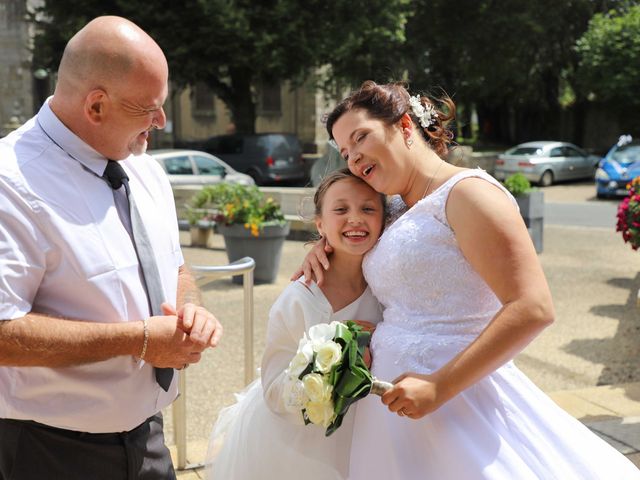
[315,176,384,257]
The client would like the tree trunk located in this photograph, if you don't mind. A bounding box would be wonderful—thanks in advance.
[228,68,256,134]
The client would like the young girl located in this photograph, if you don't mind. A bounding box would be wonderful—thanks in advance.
[205,168,385,479]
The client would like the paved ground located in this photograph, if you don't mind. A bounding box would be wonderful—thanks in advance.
[165,181,640,476]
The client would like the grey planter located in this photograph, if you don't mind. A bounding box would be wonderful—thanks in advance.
[515,190,544,253]
[218,222,291,284]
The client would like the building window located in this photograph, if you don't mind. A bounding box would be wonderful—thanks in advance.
[260,82,281,115]
[192,82,215,118]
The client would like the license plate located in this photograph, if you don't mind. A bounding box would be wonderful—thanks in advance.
[616,189,629,196]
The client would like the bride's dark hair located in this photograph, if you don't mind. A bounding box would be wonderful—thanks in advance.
[325,80,456,159]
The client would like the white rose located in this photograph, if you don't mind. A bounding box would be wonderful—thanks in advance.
[302,373,332,403]
[287,336,314,377]
[308,322,338,348]
[282,376,308,413]
[305,400,336,428]
[314,340,342,373]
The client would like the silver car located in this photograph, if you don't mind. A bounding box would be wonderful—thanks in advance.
[149,149,255,221]
[149,149,254,187]
[494,141,599,187]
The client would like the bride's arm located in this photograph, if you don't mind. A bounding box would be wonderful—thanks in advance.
[382,178,555,418]
[290,238,333,286]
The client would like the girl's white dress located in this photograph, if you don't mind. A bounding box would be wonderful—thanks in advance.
[205,279,382,480]
[350,169,640,479]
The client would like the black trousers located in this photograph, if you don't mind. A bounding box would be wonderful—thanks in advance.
[0,413,176,480]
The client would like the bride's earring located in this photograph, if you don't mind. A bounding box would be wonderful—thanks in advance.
[406,137,413,148]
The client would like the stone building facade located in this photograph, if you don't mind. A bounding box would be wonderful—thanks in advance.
[0,0,47,136]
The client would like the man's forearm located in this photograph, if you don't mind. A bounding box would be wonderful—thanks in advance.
[0,313,142,367]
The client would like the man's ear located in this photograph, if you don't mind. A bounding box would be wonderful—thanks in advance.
[85,89,108,125]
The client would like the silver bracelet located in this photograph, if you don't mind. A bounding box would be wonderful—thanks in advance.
[139,318,149,360]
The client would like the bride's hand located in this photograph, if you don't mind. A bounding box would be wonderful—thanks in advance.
[381,372,448,419]
[290,237,333,286]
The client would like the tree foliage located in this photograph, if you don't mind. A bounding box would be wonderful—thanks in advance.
[31,0,410,133]
[576,5,640,113]
[403,0,598,144]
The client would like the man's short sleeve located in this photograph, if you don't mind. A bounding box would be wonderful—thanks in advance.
[0,179,47,319]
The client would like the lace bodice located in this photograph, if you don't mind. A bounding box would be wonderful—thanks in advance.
[364,170,514,350]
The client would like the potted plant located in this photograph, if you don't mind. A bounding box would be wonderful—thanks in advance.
[616,176,640,251]
[503,173,544,253]
[185,204,216,248]
[188,183,290,283]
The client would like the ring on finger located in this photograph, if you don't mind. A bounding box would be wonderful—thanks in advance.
[398,409,405,417]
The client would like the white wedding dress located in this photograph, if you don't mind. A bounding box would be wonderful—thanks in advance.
[350,169,640,479]
[205,279,382,480]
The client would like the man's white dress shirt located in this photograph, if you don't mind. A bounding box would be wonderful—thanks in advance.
[0,100,183,433]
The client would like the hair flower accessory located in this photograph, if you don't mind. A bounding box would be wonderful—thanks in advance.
[409,94,437,129]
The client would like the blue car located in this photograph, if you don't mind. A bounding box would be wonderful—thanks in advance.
[595,136,640,198]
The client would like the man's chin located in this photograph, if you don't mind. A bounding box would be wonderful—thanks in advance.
[130,141,148,156]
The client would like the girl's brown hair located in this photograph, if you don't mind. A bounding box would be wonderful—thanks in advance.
[313,168,386,217]
[325,80,456,158]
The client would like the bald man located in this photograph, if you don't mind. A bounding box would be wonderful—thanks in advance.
[0,16,221,480]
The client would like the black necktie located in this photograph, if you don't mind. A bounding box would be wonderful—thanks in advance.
[103,160,174,391]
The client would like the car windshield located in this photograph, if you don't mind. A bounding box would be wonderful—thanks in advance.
[611,144,640,163]
[506,147,542,156]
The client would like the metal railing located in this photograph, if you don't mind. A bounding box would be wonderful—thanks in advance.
[172,256,256,470]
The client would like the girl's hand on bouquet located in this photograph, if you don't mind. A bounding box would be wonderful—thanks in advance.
[351,320,376,368]
[381,372,448,420]
[291,237,333,286]
[351,320,376,333]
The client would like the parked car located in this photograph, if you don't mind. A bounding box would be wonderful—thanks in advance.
[182,133,307,186]
[310,141,347,187]
[149,149,254,187]
[494,141,599,187]
[595,135,640,198]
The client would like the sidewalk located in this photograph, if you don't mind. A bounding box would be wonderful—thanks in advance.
[169,223,640,477]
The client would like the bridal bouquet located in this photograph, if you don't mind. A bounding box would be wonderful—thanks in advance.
[282,320,391,436]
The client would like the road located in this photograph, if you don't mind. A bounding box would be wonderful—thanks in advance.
[544,180,621,228]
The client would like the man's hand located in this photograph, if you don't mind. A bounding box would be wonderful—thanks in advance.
[142,313,203,369]
[290,237,333,286]
[140,303,223,369]
[162,302,222,348]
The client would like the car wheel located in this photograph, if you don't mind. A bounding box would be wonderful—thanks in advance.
[539,170,554,187]
[247,169,262,185]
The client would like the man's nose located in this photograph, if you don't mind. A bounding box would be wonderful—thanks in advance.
[153,108,167,129]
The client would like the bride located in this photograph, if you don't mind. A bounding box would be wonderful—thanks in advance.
[296,80,640,479]
[205,169,385,479]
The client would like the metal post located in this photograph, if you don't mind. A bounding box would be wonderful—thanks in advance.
[172,256,255,471]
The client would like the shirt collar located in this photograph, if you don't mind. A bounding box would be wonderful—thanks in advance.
[37,97,110,177]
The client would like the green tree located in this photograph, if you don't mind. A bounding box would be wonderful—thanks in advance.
[576,4,640,126]
[31,0,410,134]
[403,0,602,145]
